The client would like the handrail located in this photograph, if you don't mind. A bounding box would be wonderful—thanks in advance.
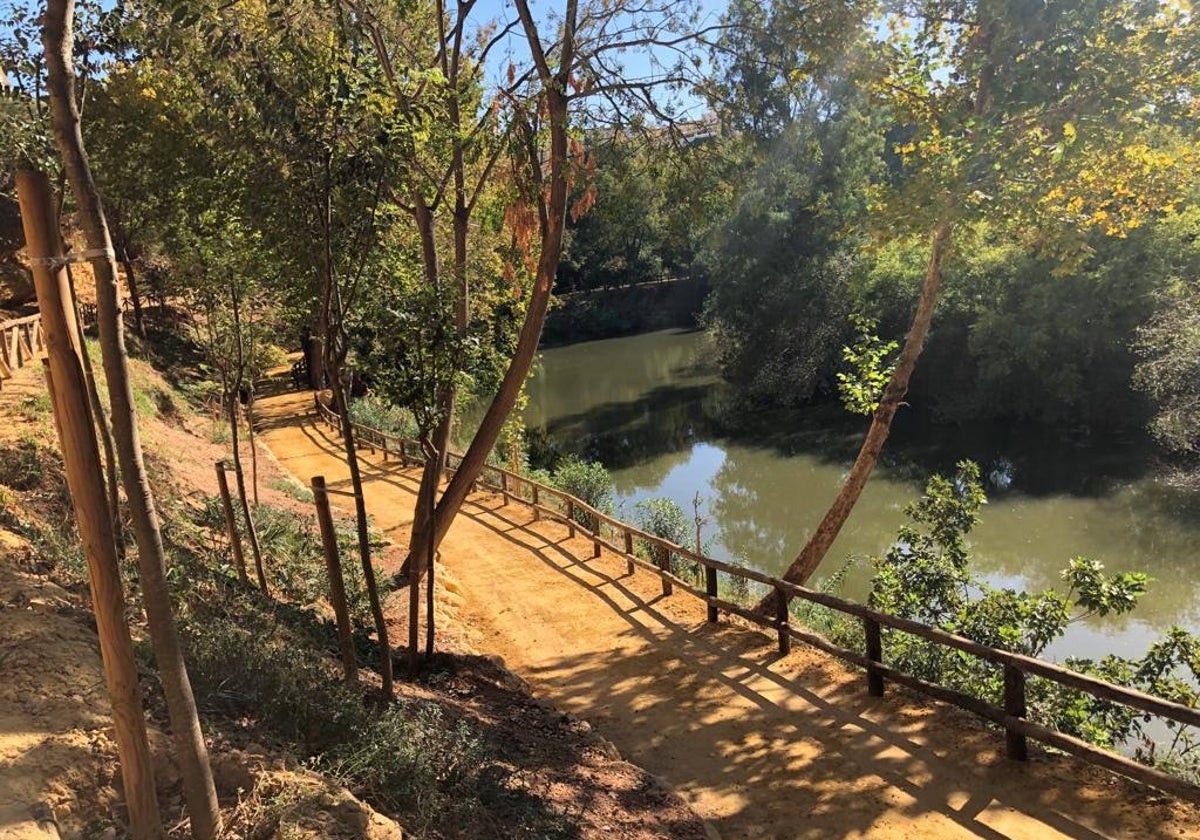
[310,393,1200,802]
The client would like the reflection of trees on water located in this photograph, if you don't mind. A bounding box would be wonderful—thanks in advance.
[536,382,729,475]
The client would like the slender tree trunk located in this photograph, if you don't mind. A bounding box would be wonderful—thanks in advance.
[17,169,164,840]
[118,240,146,338]
[227,393,267,593]
[247,396,260,506]
[754,222,953,613]
[65,260,122,551]
[40,6,221,838]
[405,82,571,568]
[334,376,394,698]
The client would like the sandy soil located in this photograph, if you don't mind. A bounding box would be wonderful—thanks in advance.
[257,388,1200,840]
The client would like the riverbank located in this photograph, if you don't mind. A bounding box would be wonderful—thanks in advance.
[257,387,1200,839]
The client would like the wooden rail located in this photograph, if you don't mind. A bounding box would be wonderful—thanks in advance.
[311,394,1200,802]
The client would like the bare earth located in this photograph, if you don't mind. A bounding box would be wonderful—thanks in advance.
[257,388,1200,840]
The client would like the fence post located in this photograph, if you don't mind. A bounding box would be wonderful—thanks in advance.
[659,547,672,596]
[623,528,634,575]
[399,440,408,467]
[864,617,884,697]
[381,435,388,462]
[500,471,509,505]
[1004,665,1029,761]
[705,566,719,623]
[592,516,602,558]
[215,461,249,584]
[311,475,357,682]
[775,587,791,655]
[566,499,576,538]
[532,485,541,521]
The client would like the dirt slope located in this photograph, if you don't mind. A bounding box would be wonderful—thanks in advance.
[257,388,1200,840]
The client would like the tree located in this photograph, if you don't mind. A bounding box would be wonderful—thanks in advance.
[41,2,221,837]
[761,0,1200,608]
[1133,207,1200,454]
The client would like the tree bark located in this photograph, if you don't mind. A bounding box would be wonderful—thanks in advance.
[65,261,123,552]
[406,77,572,567]
[334,377,395,697]
[228,393,267,593]
[754,221,953,613]
[17,169,164,840]
[40,7,221,838]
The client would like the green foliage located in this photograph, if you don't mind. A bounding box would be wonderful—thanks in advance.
[634,497,697,580]
[183,612,489,832]
[349,394,419,442]
[861,461,1198,777]
[550,456,615,528]
[836,315,898,416]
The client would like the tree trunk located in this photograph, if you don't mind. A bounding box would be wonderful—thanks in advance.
[405,83,571,569]
[65,260,123,552]
[754,222,953,614]
[119,241,146,338]
[17,168,165,840]
[227,393,267,593]
[333,378,395,698]
[40,7,222,838]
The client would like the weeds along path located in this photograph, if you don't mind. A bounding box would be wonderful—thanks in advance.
[257,389,1200,840]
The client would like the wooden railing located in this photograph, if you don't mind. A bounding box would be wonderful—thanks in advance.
[0,314,46,389]
[312,395,1200,802]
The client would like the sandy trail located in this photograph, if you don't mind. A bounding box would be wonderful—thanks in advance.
[256,389,1200,840]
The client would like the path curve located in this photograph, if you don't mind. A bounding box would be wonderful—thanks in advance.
[256,389,1200,840]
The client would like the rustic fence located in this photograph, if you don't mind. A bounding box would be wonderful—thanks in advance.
[312,395,1200,802]
[0,314,46,389]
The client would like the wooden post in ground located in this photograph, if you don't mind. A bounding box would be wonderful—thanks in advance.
[311,476,358,681]
[566,499,576,538]
[705,567,719,623]
[215,461,249,584]
[775,587,791,655]
[864,617,884,697]
[659,547,672,596]
[624,529,635,575]
[532,485,541,521]
[592,516,601,558]
[1004,665,1028,761]
[17,169,163,840]
[499,471,509,505]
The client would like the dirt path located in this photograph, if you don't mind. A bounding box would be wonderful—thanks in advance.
[257,390,1200,840]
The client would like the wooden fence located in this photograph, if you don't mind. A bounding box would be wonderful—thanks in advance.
[312,395,1200,802]
[0,314,46,389]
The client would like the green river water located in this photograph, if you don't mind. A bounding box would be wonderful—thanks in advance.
[524,328,1200,662]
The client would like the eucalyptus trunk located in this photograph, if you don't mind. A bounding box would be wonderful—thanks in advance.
[41,3,220,837]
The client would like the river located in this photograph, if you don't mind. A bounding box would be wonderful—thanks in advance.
[525,328,1200,662]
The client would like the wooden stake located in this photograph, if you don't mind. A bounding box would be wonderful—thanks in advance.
[215,461,249,584]
[17,169,163,840]
[312,476,357,681]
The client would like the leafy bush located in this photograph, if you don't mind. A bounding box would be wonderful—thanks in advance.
[550,456,614,528]
[634,497,699,581]
[349,393,418,440]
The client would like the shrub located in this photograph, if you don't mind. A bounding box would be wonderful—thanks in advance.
[349,394,418,440]
[634,497,699,581]
[551,456,615,529]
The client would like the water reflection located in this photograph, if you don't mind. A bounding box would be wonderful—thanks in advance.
[526,329,1200,660]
